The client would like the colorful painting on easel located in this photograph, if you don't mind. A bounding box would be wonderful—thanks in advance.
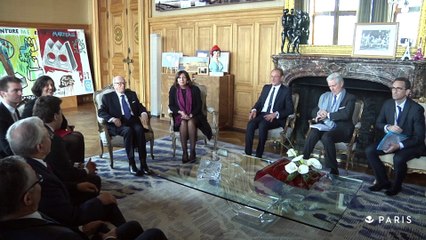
[0,27,94,97]
[0,27,42,96]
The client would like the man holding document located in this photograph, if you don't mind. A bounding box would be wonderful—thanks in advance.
[302,73,356,175]
[366,77,425,196]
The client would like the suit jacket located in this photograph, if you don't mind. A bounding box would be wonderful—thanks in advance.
[0,102,15,158]
[252,84,294,126]
[376,98,425,151]
[44,127,101,194]
[0,217,88,240]
[98,89,147,124]
[22,98,69,130]
[311,91,356,135]
[168,85,212,139]
[24,157,105,227]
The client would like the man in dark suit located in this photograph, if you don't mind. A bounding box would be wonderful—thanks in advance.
[366,77,425,196]
[0,155,168,240]
[0,75,23,158]
[98,76,152,176]
[302,72,356,176]
[33,95,101,205]
[245,68,294,158]
[6,117,127,227]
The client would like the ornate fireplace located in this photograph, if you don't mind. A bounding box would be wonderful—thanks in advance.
[272,55,426,164]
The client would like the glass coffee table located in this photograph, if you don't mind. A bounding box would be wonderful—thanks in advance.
[154,148,363,231]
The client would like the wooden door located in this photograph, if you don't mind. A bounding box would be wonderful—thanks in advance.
[102,0,140,94]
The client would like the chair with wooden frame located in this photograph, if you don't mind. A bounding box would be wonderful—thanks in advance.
[93,84,154,168]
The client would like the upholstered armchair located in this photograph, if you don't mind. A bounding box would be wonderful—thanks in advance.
[379,99,426,189]
[93,84,154,168]
[168,82,218,157]
[307,99,364,170]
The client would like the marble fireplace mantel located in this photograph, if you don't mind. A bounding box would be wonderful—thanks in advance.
[272,55,426,98]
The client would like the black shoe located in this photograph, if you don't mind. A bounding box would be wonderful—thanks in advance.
[182,151,189,163]
[189,151,196,162]
[368,182,391,192]
[385,187,401,196]
[129,166,144,176]
[142,168,154,175]
[329,168,339,176]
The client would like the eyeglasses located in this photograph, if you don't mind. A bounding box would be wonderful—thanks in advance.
[391,87,406,91]
[22,174,43,196]
[114,82,126,86]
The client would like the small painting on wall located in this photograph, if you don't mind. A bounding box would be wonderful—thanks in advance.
[155,0,274,12]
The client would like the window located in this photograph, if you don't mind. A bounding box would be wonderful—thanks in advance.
[308,0,359,45]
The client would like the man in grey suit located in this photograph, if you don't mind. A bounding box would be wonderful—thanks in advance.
[98,76,152,176]
[245,68,294,158]
[302,72,356,176]
[366,77,425,196]
[0,75,22,158]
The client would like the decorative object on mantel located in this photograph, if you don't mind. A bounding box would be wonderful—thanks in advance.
[413,37,424,61]
[401,38,412,60]
[280,8,310,54]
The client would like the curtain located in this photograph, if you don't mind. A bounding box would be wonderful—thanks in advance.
[358,0,372,23]
[358,0,390,23]
[371,0,389,22]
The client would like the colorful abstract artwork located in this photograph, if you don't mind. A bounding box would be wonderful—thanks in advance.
[0,27,94,97]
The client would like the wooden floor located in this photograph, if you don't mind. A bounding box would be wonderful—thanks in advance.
[64,102,425,187]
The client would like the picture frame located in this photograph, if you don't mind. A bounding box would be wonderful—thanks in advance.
[197,66,209,75]
[155,0,273,12]
[178,56,209,72]
[209,51,230,74]
[352,23,399,59]
[162,52,183,68]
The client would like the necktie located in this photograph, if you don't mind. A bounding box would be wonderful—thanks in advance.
[12,109,19,122]
[396,106,402,125]
[266,87,276,113]
[332,95,337,106]
[121,95,132,119]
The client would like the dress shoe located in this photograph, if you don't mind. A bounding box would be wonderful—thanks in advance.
[189,150,196,162]
[182,151,189,163]
[129,166,144,176]
[385,187,401,196]
[142,168,154,175]
[368,182,391,192]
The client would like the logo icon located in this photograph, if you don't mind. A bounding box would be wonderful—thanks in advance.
[365,216,374,223]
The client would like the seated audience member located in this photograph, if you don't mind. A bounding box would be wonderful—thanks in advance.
[366,77,425,196]
[6,117,126,227]
[168,70,212,163]
[98,76,152,176]
[22,75,85,164]
[302,72,356,175]
[0,156,168,240]
[33,95,101,205]
[0,76,23,158]
[245,68,294,158]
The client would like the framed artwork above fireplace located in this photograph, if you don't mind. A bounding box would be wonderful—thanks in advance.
[352,23,399,59]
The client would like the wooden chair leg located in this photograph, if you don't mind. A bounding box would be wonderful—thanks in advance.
[107,144,114,168]
[171,134,176,157]
[99,140,104,158]
[149,138,154,159]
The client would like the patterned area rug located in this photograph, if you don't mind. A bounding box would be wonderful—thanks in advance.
[92,137,426,240]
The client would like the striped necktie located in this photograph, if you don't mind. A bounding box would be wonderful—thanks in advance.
[266,87,276,113]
